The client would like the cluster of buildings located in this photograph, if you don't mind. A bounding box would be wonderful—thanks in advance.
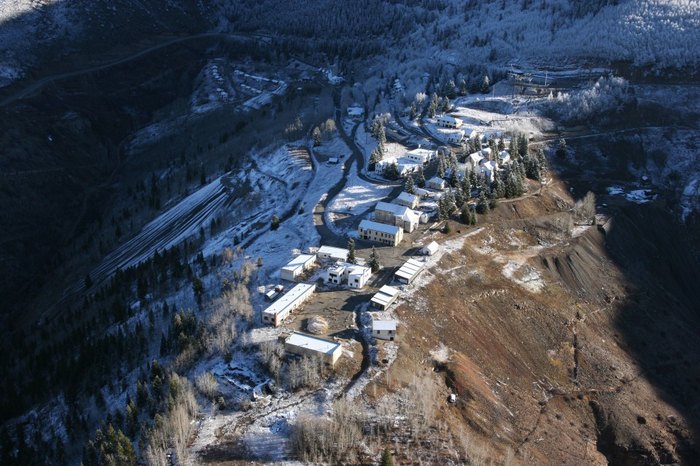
[374,147,436,177]
[467,146,512,182]
[357,190,431,247]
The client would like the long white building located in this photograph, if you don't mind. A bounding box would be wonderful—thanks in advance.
[394,258,425,284]
[284,332,343,365]
[262,283,316,326]
[358,220,404,246]
[370,285,400,310]
[280,254,317,281]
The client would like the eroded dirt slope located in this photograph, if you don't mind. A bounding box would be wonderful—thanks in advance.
[382,183,700,465]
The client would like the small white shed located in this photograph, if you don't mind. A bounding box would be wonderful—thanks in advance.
[421,241,439,256]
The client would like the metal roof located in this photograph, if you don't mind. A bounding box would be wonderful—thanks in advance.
[359,219,402,235]
[285,332,341,355]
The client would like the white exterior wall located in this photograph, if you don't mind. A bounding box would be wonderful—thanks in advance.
[262,283,316,327]
[358,221,404,246]
[374,328,397,341]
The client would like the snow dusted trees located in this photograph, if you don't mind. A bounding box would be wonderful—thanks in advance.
[347,238,356,264]
[368,246,381,273]
[405,174,416,194]
[292,397,362,464]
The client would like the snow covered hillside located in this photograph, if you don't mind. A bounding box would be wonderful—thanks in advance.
[1,0,698,88]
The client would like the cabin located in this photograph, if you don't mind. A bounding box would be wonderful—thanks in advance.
[394,258,425,284]
[374,201,420,233]
[392,191,419,209]
[262,283,316,327]
[436,115,463,129]
[370,285,400,310]
[317,245,350,264]
[404,147,435,164]
[322,263,372,289]
[327,157,340,165]
[280,254,317,281]
[427,176,446,190]
[358,220,404,246]
[420,241,439,256]
[284,332,343,365]
[372,319,397,341]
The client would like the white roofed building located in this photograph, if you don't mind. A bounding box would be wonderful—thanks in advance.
[395,258,425,284]
[358,220,403,246]
[427,176,446,190]
[372,319,397,341]
[284,332,343,365]
[420,241,440,256]
[480,160,499,183]
[498,150,512,165]
[280,254,317,281]
[374,201,420,233]
[317,245,350,263]
[263,283,316,326]
[436,115,463,129]
[393,191,419,209]
[370,285,400,310]
[446,130,465,144]
[468,152,485,172]
[404,147,435,164]
[322,263,372,289]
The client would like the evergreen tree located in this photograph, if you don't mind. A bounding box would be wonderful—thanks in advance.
[556,138,567,158]
[460,203,471,224]
[368,247,380,273]
[428,92,439,117]
[405,175,416,194]
[461,173,472,198]
[481,75,490,94]
[437,155,446,179]
[518,133,529,157]
[383,163,400,180]
[470,210,478,225]
[459,78,468,96]
[369,146,382,171]
[415,167,426,188]
[476,192,490,214]
[85,273,93,289]
[448,169,459,188]
[454,185,465,207]
[444,80,457,98]
[497,138,506,152]
[270,214,280,230]
[442,97,451,112]
[347,238,356,264]
[493,173,506,198]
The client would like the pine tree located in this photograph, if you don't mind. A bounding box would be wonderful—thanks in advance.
[437,155,446,179]
[461,173,472,198]
[270,214,280,230]
[383,163,400,180]
[476,192,490,214]
[556,138,567,158]
[493,173,506,198]
[481,75,490,94]
[405,175,416,194]
[470,210,478,225]
[347,238,356,264]
[415,167,426,188]
[460,203,470,224]
[368,247,380,273]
